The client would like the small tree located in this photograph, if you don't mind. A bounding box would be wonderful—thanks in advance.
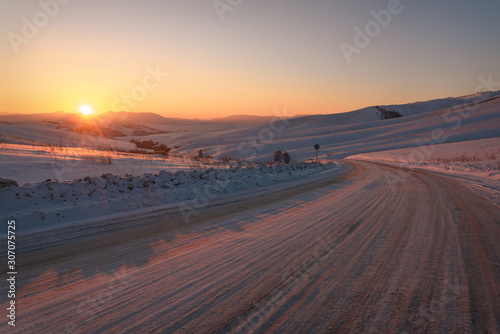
[197,149,204,158]
[283,151,291,164]
[274,150,283,164]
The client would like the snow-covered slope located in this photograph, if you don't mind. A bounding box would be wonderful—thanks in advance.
[169,92,500,162]
[381,92,500,116]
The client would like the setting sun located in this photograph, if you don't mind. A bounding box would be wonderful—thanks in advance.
[79,105,93,115]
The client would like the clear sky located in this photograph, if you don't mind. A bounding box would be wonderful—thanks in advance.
[1,0,499,119]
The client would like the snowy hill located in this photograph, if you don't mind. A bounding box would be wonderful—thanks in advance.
[270,91,500,134]
[381,92,500,116]
[169,92,500,162]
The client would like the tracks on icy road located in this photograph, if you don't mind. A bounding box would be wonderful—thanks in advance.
[4,161,500,333]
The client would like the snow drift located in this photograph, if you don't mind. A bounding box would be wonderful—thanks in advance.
[1,162,338,233]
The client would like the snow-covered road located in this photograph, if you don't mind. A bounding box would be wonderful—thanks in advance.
[3,161,500,333]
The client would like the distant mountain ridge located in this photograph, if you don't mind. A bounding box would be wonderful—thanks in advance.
[1,91,499,128]
[0,110,205,126]
[99,111,205,125]
[0,111,291,126]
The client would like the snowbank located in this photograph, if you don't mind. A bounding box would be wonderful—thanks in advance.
[1,162,337,233]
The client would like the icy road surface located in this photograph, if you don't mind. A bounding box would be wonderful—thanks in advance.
[2,161,499,333]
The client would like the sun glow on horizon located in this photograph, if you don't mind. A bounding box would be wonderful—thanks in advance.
[79,105,94,116]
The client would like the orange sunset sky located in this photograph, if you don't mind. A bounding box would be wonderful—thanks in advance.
[1,0,499,119]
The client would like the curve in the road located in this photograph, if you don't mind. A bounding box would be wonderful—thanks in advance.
[4,161,500,333]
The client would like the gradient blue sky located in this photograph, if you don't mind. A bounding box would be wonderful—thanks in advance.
[1,0,499,118]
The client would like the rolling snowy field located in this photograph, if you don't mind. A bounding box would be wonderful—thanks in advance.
[0,142,224,185]
[163,91,500,162]
[1,91,500,184]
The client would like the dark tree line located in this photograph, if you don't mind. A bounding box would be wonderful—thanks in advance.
[274,150,291,164]
[130,139,171,156]
[375,106,403,120]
